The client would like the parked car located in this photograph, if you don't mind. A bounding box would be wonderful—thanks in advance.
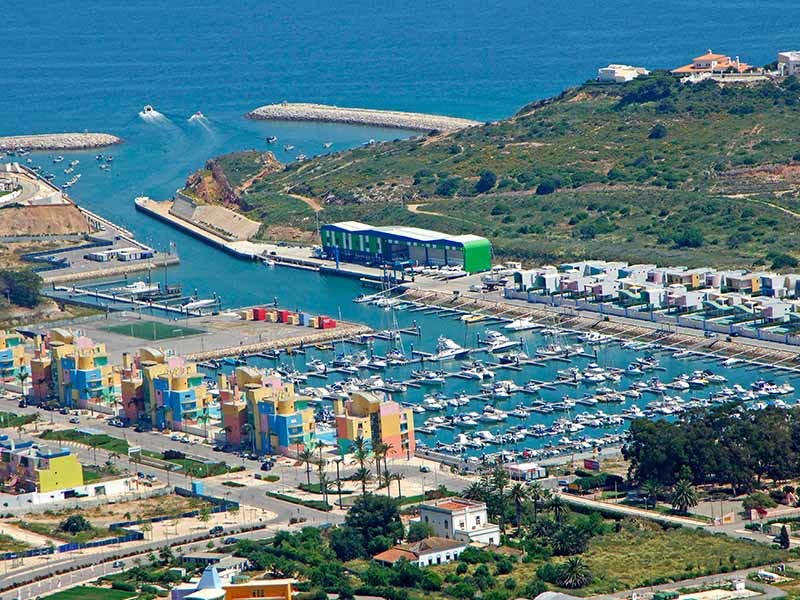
[209,526,224,535]
[68,416,80,424]
[419,465,431,473]
[170,434,182,442]
[112,560,125,568]
[224,537,239,545]
[59,407,70,415]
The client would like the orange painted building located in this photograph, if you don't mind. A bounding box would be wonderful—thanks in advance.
[334,390,415,458]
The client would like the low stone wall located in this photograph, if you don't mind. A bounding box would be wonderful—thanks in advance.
[0,133,122,151]
[185,322,372,360]
[247,102,481,132]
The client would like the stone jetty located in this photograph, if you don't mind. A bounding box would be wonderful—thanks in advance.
[0,133,122,151]
[247,102,481,132]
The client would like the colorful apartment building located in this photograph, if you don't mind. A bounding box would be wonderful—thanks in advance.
[0,435,84,493]
[221,367,316,454]
[36,329,121,410]
[118,346,210,430]
[334,390,415,458]
[0,330,27,382]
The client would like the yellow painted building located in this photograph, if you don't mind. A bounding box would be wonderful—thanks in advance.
[0,435,84,493]
[334,390,415,458]
[224,580,294,600]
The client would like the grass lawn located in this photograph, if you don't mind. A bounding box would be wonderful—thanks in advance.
[578,526,787,594]
[39,429,129,454]
[0,412,36,428]
[44,586,135,600]
[166,457,229,478]
[0,533,31,553]
[103,321,204,341]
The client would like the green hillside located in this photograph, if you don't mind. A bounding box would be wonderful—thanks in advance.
[200,72,800,267]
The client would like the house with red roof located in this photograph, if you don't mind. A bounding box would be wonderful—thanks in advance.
[373,537,467,567]
[672,49,751,75]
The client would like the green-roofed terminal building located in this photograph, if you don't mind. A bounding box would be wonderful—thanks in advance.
[320,221,492,273]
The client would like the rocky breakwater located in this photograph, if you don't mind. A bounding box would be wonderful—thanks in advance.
[247,102,481,132]
[0,133,122,151]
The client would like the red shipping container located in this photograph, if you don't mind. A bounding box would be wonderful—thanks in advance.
[277,309,290,323]
[321,318,337,329]
[252,308,267,321]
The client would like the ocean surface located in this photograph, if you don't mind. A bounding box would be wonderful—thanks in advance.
[2,0,799,310]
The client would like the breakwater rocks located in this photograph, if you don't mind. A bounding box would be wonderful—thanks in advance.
[0,133,122,151]
[247,102,481,132]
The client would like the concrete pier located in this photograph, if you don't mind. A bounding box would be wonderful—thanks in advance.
[0,133,122,151]
[247,102,481,132]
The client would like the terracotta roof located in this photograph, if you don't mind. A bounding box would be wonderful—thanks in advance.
[373,547,418,564]
[373,537,467,564]
[401,537,467,554]
[693,51,728,61]
[422,497,484,511]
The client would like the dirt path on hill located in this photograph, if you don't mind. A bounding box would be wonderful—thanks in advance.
[288,193,323,212]
[723,193,800,219]
[406,203,444,216]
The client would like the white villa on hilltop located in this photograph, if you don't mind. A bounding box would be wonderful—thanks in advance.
[597,64,649,83]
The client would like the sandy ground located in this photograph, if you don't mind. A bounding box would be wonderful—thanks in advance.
[129,504,274,541]
[678,589,760,600]
[0,522,56,547]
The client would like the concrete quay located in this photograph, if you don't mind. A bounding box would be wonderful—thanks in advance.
[247,102,481,132]
[0,132,122,151]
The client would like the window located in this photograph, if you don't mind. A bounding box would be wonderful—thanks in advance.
[444,519,449,530]
[424,515,429,523]
[252,590,265,598]
[459,520,465,530]
[475,515,481,525]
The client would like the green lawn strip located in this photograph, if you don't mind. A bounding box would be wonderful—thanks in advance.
[265,490,332,511]
[299,482,353,495]
[44,585,135,600]
[0,412,36,428]
[39,429,130,454]
[0,532,31,553]
[102,321,204,341]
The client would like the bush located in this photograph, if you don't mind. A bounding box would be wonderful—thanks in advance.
[448,582,477,599]
[435,177,461,197]
[112,582,137,592]
[475,170,498,193]
[58,515,91,533]
[456,562,469,575]
[523,579,548,598]
[536,179,557,195]
[648,123,668,139]
[420,570,443,591]
[742,492,778,511]
[504,577,517,590]
[673,227,704,248]
[406,521,434,542]
[769,252,799,270]
[0,269,42,308]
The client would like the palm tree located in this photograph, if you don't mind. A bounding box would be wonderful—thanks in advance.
[197,408,211,439]
[558,556,593,589]
[354,466,372,496]
[529,482,549,524]
[640,479,663,509]
[509,483,529,533]
[15,367,28,402]
[298,446,314,487]
[390,472,404,499]
[549,494,568,523]
[670,478,698,514]
[464,481,487,501]
[372,441,391,487]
